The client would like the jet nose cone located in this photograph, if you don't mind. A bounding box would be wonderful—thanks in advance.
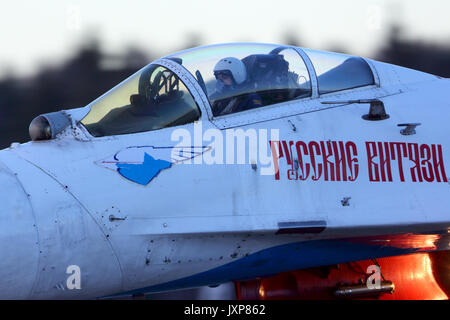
[0,161,39,299]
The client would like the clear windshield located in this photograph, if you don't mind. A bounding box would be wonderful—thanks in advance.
[167,43,312,117]
[303,49,375,94]
[81,64,200,137]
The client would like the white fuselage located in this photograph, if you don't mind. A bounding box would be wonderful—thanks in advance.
[0,54,449,299]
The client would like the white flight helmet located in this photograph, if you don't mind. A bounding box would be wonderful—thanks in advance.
[213,57,247,85]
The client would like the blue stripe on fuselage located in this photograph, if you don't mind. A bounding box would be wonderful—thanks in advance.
[114,238,422,297]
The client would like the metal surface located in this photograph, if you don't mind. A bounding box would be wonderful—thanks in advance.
[334,281,395,298]
[237,252,448,300]
[29,111,71,141]
[322,99,390,120]
[0,43,448,299]
[276,221,327,234]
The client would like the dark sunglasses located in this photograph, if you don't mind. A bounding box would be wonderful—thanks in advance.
[214,70,232,79]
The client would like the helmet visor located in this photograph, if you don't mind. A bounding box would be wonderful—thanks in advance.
[214,70,233,81]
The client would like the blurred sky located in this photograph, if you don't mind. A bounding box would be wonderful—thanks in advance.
[0,0,449,76]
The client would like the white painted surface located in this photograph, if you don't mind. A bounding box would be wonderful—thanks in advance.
[0,44,448,298]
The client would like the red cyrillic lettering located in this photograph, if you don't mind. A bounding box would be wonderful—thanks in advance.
[281,141,294,166]
[390,142,407,182]
[408,143,422,182]
[346,141,359,181]
[332,141,346,181]
[282,141,297,181]
[295,141,310,181]
[420,144,434,182]
[270,140,283,180]
[431,144,448,182]
[308,141,322,181]
[320,141,335,181]
[378,142,392,182]
[366,142,379,182]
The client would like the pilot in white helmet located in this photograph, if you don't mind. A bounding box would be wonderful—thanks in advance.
[211,57,262,116]
[213,57,247,90]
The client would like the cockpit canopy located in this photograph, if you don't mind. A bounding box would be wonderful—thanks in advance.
[81,64,201,137]
[303,48,375,94]
[80,43,376,138]
[168,44,313,117]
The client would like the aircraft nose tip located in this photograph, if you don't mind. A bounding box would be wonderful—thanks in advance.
[0,161,39,298]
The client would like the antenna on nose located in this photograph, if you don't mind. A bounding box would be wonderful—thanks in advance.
[322,99,389,121]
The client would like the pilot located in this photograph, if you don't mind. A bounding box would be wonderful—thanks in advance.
[210,57,262,116]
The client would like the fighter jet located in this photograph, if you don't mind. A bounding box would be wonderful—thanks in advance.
[0,43,449,299]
